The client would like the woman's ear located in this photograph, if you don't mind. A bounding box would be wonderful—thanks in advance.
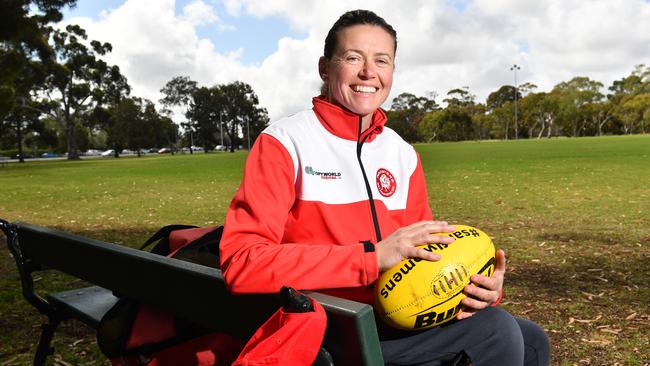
[318,56,328,81]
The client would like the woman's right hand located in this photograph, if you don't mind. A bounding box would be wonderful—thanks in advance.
[376,221,456,272]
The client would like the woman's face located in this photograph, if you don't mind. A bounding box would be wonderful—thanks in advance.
[320,24,395,118]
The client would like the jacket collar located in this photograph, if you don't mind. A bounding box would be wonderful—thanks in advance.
[312,96,386,143]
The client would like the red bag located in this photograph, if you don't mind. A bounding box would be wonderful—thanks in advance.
[233,288,328,366]
[98,225,329,366]
[120,333,244,366]
[98,225,244,365]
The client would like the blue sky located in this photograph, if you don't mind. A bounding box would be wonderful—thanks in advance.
[62,0,306,65]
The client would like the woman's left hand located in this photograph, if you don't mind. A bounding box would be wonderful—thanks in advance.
[456,249,506,320]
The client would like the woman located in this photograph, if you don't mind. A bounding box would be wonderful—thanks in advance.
[220,9,549,366]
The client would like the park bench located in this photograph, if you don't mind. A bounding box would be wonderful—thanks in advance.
[0,219,383,366]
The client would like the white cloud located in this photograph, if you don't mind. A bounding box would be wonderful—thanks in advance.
[181,0,219,26]
[63,0,650,122]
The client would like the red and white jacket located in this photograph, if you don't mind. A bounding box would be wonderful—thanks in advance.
[220,96,432,304]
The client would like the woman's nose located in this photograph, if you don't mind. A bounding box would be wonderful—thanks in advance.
[359,61,377,79]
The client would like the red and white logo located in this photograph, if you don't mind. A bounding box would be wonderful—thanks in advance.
[376,168,396,197]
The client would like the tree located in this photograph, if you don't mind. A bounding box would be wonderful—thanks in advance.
[386,109,420,142]
[580,101,614,136]
[609,65,650,134]
[120,98,168,156]
[444,87,475,107]
[391,92,438,111]
[0,0,77,120]
[418,107,479,142]
[186,86,221,151]
[438,87,477,141]
[242,106,270,150]
[160,76,198,108]
[87,64,131,157]
[2,100,43,161]
[160,76,201,152]
[103,99,131,157]
[215,81,268,152]
[387,92,438,142]
[486,85,519,111]
[552,76,604,137]
[42,24,114,159]
[418,109,445,142]
[160,78,268,152]
[615,93,650,134]
[0,53,51,161]
[608,64,650,100]
[518,92,560,138]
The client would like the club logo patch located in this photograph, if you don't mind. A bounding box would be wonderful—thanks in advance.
[376,168,396,197]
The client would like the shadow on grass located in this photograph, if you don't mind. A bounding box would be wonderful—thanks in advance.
[508,229,647,303]
[503,230,650,365]
[45,225,174,248]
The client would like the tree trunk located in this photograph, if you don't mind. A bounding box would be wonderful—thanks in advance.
[66,123,79,159]
[64,104,79,160]
[15,116,24,163]
[228,126,236,152]
[597,116,607,136]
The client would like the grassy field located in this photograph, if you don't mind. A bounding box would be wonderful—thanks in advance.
[1,135,649,365]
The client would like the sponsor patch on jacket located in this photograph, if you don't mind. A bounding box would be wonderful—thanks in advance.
[305,166,342,180]
[376,168,396,197]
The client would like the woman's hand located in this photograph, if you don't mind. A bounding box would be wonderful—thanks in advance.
[376,221,456,272]
[456,249,506,320]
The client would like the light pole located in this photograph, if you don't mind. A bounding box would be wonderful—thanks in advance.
[190,127,194,154]
[220,113,224,150]
[510,64,520,140]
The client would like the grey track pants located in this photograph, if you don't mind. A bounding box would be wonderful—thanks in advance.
[379,307,550,366]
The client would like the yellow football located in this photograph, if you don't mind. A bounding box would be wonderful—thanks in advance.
[375,225,496,330]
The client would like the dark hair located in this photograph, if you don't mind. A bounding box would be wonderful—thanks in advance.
[323,9,397,59]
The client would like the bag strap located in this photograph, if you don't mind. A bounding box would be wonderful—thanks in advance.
[140,224,199,251]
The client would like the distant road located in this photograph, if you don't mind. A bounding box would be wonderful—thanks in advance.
[1,155,111,164]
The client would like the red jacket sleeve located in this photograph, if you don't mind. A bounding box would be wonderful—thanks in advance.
[219,134,378,294]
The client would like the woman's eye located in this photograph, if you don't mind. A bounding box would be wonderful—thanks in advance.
[346,56,362,64]
[376,58,391,67]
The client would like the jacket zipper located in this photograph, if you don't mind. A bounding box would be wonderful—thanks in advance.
[356,116,382,243]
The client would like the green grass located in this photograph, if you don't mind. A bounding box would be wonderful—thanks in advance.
[1,152,247,244]
[1,135,649,365]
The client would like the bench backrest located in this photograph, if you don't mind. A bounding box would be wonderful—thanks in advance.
[9,222,383,365]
